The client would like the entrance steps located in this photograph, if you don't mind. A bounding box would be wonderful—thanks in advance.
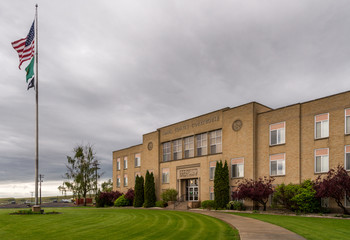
[166,201,189,210]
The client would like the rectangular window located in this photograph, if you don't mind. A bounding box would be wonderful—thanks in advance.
[346,194,350,207]
[231,158,244,178]
[117,175,121,187]
[196,133,207,156]
[210,129,222,154]
[134,153,141,167]
[209,186,214,200]
[270,153,285,176]
[123,156,128,169]
[315,113,329,139]
[321,198,329,208]
[117,158,120,170]
[315,148,329,173]
[172,139,182,160]
[346,146,350,171]
[135,172,141,180]
[346,109,350,134]
[184,136,194,158]
[162,168,169,184]
[270,122,285,145]
[162,142,171,162]
[124,174,128,187]
[209,161,216,180]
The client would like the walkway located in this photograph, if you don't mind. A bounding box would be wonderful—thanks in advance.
[189,210,306,240]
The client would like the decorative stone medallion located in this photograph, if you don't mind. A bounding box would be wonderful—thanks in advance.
[147,142,153,151]
[232,119,243,131]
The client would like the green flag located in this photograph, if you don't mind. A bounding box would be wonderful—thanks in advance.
[25,57,34,83]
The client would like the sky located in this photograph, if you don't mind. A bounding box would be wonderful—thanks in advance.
[1,0,350,198]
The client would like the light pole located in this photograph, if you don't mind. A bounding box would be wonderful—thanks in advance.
[39,174,44,205]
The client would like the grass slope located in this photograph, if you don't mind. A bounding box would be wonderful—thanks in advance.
[0,208,238,240]
[232,213,350,240]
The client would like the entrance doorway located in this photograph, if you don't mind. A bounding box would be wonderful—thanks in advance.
[186,178,199,201]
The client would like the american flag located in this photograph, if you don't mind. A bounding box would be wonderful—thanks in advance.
[12,20,35,69]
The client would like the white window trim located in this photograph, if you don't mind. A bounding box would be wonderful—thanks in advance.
[231,158,244,178]
[210,129,222,154]
[163,142,171,162]
[197,133,208,156]
[124,157,128,169]
[173,139,182,160]
[314,113,329,139]
[209,161,216,180]
[345,109,350,135]
[314,148,329,173]
[269,153,286,176]
[117,158,120,171]
[162,169,169,184]
[134,153,141,167]
[345,146,350,171]
[269,122,286,146]
[184,136,194,158]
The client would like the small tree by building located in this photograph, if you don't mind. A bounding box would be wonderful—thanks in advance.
[134,175,144,207]
[144,171,156,208]
[214,160,230,209]
[314,165,350,214]
[235,177,275,211]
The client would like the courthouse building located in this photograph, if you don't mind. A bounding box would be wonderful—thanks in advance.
[113,91,350,209]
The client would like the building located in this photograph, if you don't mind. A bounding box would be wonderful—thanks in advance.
[113,91,350,210]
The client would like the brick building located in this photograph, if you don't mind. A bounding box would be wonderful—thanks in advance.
[113,91,350,209]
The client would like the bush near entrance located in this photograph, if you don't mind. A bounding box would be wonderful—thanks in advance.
[161,189,178,202]
[202,200,216,210]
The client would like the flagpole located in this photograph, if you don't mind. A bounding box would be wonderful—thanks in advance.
[34,3,39,207]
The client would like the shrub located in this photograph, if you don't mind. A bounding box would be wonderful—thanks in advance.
[202,200,216,210]
[155,200,168,208]
[144,171,156,208]
[134,176,144,207]
[124,188,135,206]
[227,201,246,211]
[214,161,230,209]
[96,190,122,207]
[161,189,178,202]
[114,195,129,207]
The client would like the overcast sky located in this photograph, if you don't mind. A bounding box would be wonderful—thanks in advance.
[1,0,350,198]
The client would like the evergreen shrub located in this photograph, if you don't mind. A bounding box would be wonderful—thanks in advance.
[202,200,216,210]
[161,189,178,202]
[155,200,168,208]
[114,195,129,207]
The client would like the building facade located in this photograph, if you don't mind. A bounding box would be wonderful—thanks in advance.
[113,91,350,209]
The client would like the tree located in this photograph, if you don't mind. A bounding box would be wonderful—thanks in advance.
[101,179,113,192]
[62,144,101,206]
[314,165,350,214]
[214,160,230,208]
[134,175,144,207]
[235,177,275,211]
[144,171,156,207]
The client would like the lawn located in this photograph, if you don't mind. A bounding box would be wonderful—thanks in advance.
[0,208,238,240]
[231,212,350,240]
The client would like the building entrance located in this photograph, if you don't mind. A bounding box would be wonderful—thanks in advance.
[186,178,198,201]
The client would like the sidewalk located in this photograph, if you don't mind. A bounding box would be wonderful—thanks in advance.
[190,209,306,240]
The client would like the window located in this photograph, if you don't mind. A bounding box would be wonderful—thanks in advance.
[315,113,329,139]
[231,158,244,178]
[209,129,222,154]
[231,186,242,202]
[346,146,350,171]
[135,172,141,180]
[270,153,285,176]
[124,174,128,187]
[209,161,216,180]
[270,122,285,145]
[315,148,329,173]
[134,153,141,167]
[184,136,194,158]
[346,109,350,134]
[321,198,329,208]
[162,142,171,162]
[209,186,214,200]
[117,158,120,170]
[123,156,128,169]
[117,175,121,187]
[346,194,350,207]
[162,168,169,184]
[196,133,207,156]
[172,139,182,160]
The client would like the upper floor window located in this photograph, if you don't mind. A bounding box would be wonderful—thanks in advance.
[123,156,128,169]
[196,133,207,156]
[270,122,285,145]
[124,174,128,187]
[345,146,350,171]
[117,158,120,170]
[162,142,171,162]
[315,113,329,139]
[209,186,214,200]
[231,158,244,178]
[117,175,121,187]
[209,161,216,180]
[184,136,194,158]
[172,139,182,160]
[162,168,169,184]
[345,109,350,134]
[134,153,141,167]
[315,148,329,173]
[270,153,285,176]
[210,129,222,154]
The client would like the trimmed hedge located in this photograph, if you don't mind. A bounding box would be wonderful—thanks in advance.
[202,200,216,210]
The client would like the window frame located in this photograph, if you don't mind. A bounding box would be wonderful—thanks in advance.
[345,109,350,135]
[172,139,182,160]
[196,133,208,156]
[117,175,121,188]
[231,158,244,178]
[184,136,194,158]
[209,129,222,154]
[209,161,216,180]
[162,142,171,162]
[269,122,285,146]
[116,158,120,171]
[134,153,141,167]
[123,156,128,169]
[123,174,128,187]
[345,146,350,171]
[162,168,170,184]
[209,186,214,200]
[315,113,329,139]
[314,148,329,173]
[345,194,350,208]
[270,153,285,176]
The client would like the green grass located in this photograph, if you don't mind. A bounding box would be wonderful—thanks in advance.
[0,208,239,240]
[231,212,350,240]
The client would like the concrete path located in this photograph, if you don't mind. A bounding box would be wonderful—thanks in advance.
[190,210,306,240]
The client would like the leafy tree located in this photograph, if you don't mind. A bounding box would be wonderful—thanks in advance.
[314,165,350,214]
[101,179,113,192]
[144,171,156,208]
[61,144,101,206]
[214,160,230,208]
[134,175,144,207]
[235,177,275,211]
